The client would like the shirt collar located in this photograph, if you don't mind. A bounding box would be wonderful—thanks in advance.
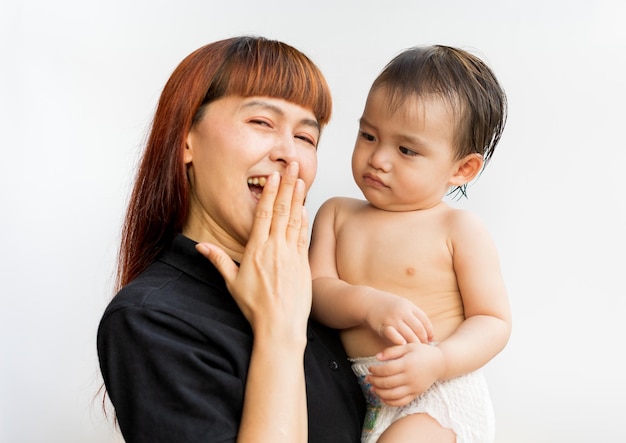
[158,233,227,288]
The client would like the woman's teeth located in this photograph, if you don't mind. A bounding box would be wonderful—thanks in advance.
[247,177,267,187]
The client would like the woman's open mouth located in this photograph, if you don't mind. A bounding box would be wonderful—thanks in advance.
[247,176,268,199]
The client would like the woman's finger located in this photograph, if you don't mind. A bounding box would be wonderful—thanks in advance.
[285,178,306,245]
[195,242,239,287]
[269,162,299,238]
[296,205,310,253]
[247,171,280,246]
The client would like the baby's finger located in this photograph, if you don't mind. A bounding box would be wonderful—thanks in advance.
[400,319,428,344]
[411,309,435,341]
[375,344,408,362]
[368,371,404,390]
[375,389,415,407]
[367,363,400,381]
[381,326,407,346]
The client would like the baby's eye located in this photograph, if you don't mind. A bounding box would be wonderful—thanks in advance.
[399,146,418,156]
[359,131,376,142]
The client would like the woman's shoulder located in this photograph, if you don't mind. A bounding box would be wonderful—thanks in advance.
[100,257,245,335]
[104,261,184,312]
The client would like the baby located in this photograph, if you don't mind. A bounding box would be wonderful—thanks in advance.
[310,45,512,442]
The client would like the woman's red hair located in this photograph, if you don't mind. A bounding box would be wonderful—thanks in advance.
[116,36,332,290]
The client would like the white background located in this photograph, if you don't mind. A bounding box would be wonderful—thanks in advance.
[1,1,625,442]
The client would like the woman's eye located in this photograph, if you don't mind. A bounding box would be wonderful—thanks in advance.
[359,131,375,142]
[250,119,271,127]
[399,146,418,156]
[295,134,316,146]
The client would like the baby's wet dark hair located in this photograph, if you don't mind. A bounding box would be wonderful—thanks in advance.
[371,45,507,197]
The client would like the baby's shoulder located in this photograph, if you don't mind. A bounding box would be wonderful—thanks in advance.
[444,205,484,225]
[319,196,368,215]
[438,204,478,221]
[437,205,490,241]
[314,197,371,230]
[323,195,366,206]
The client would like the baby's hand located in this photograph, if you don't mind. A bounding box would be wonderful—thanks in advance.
[363,289,434,345]
[367,342,445,406]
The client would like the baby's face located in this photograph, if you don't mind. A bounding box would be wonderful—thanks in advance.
[351,88,461,211]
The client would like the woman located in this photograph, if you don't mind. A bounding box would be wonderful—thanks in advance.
[97,36,365,443]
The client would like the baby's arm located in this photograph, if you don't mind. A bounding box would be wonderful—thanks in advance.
[369,210,511,402]
[309,198,433,345]
[436,210,511,377]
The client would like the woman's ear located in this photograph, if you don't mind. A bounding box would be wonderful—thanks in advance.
[449,153,484,187]
[183,132,193,165]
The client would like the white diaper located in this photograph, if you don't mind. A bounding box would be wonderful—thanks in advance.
[350,356,495,443]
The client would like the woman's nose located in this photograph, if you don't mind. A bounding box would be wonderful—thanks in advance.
[269,133,298,164]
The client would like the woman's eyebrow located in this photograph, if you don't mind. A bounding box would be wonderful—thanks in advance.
[243,100,320,131]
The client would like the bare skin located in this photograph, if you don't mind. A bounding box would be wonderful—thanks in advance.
[378,413,455,443]
[187,95,320,443]
[319,198,469,356]
[310,89,511,441]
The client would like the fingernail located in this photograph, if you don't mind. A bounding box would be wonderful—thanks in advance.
[195,243,210,254]
[288,162,299,175]
[268,171,279,185]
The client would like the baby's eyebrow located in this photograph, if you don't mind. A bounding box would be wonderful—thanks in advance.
[359,116,425,147]
[396,133,423,146]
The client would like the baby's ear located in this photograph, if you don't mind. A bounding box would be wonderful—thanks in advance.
[449,153,484,187]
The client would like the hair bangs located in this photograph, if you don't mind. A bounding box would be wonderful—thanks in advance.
[203,38,332,126]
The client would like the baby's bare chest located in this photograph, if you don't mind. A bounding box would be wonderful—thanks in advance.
[335,214,454,291]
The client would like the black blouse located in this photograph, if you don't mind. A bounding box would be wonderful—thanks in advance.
[98,234,365,442]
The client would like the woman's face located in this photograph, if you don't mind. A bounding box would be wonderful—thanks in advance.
[183,95,320,256]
